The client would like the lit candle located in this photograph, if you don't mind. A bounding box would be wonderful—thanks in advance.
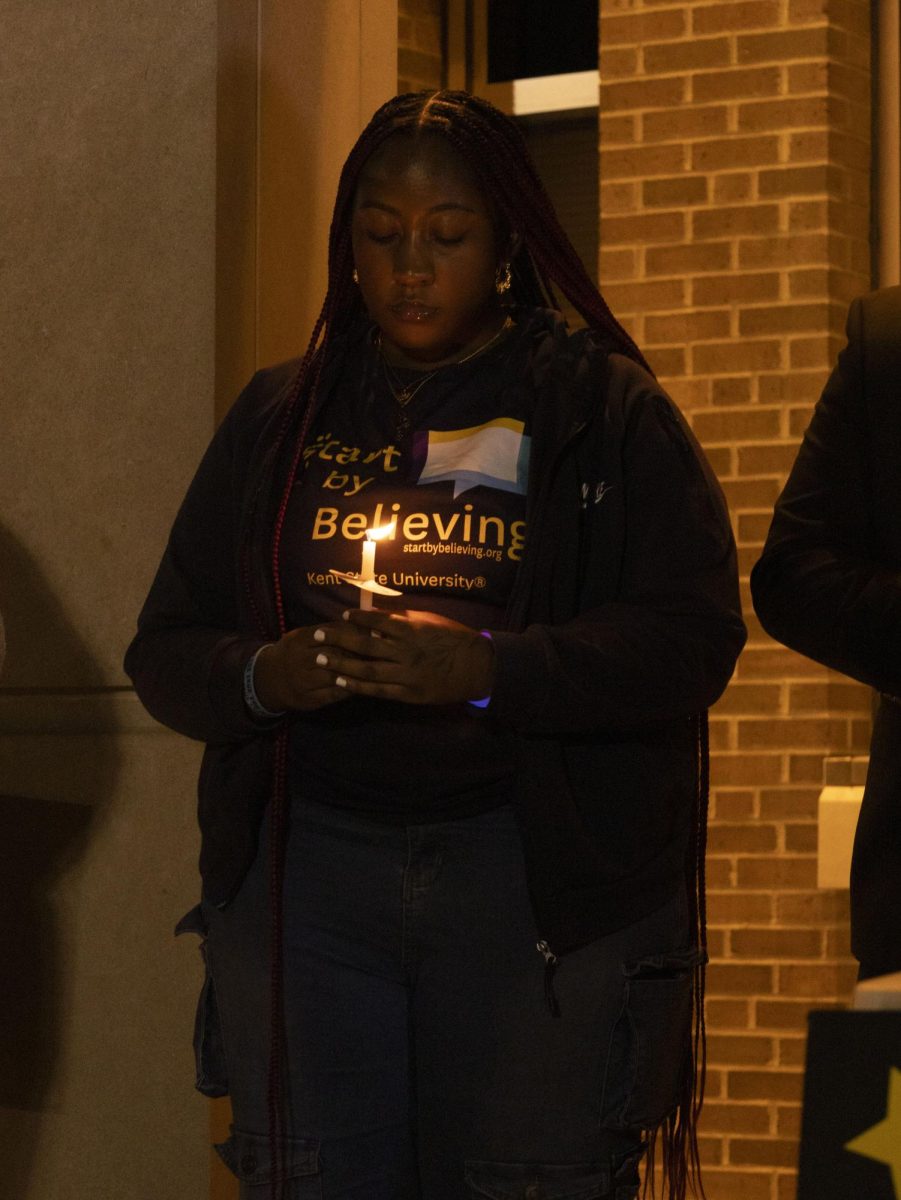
[331,522,401,608]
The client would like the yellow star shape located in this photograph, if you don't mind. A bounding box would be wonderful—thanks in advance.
[845,1066,901,1197]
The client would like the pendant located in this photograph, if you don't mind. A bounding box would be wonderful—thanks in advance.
[398,389,412,405]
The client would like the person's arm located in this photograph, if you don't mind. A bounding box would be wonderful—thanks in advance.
[751,297,901,695]
[316,363,746,732]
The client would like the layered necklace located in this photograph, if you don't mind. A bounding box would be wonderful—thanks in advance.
[378,316,514,438]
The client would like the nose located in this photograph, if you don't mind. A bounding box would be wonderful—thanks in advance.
[393,233,433,286]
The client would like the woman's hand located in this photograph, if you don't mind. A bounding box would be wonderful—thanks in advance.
[311,609,495,706]
[252,622,360,713]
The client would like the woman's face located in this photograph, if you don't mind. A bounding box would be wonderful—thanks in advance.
[351,133,505,367]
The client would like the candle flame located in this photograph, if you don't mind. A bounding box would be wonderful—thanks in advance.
[366,522,394,542]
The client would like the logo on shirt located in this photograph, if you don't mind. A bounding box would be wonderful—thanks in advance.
[411,418,530,499]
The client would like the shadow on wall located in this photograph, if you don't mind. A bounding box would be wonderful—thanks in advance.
[0,524,120,1195]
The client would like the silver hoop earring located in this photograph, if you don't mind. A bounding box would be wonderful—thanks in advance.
[495,262,512,295]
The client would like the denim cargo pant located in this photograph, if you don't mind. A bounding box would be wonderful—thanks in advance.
[177,801,695,1199]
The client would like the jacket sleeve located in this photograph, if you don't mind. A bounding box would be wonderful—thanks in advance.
[123,372,282,744]
[488,359,746,733]
[750,297,901,695]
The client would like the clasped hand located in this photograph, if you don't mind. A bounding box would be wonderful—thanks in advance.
[253,609,495,712]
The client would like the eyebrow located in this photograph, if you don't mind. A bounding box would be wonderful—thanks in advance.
[358,201,478,216]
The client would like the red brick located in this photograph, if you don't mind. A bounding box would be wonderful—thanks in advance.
[700,1171,772,1200]
[644,105,729,142]
[737,29,829,63]
[692,135,781,172]
[646,310,732,344]
[693,273,781,306]
[785,823,818,852]
[790,334,845,369]
[707,961,775,996]
[737,512,774,542]
[731,928,823,958]
[705,445,734,476]
[648,346,687,377]
[755,998,819,1031]
[600,143,686,179]
[779,1036,808,1067]
[604,278,686,313]
[738,444,801,475]
[714,172,755,202]
[643,175,709,207]
[599,181,639,214]
[760,788,821,819]
[699,1102,771,1135]
[787,682,871,712]
[646,241,732,275]
[602,9,686,44]
[693,340,783,375]
[599,247,636,281]
[731,1138,799,1168]
[693,66,782,103]
[708,822,778,854]
[739,303,832,335]
[777,1105,803,1138]
[707,891,773,924]
[735,857,818,889]
[825,926,852,957]
[758,163,845,198]
[599,47,640,79]
[738,96,834,132]
[739,233,836,269]
[789,751,829,781]
[738,646,830,679]
[693,204,780,239]
[729,1070,804,1102]
[706,998,754,1029]
[721,479,784,513]
[694,1,782,33]
[778,962,858,996]
[644,37,732,74]
[600,114,636,145]
[708,1034,776,1066]
[599,210,685,244]
[712,682,781,714]
[600,76,686,112]
[758,371,827,405]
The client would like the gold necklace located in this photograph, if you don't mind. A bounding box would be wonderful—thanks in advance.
[378,317,514,415]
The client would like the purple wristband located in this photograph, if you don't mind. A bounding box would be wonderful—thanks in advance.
[468,630,493,709]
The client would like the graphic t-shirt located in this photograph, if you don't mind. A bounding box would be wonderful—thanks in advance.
[283,323,532,819]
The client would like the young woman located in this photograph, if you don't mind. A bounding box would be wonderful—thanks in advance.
[126,90,745,1200]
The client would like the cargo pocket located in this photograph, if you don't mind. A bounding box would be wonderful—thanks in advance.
[464,1160,611,1199]
[175,903,229,1099]
[600,947,706,1131]
[215,1128,322,1198]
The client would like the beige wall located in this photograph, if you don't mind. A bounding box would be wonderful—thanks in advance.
[0,2,397,1198]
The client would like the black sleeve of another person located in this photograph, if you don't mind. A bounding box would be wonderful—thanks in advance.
[751,291,901,697]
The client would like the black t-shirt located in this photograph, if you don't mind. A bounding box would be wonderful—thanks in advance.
[283,320,532,820]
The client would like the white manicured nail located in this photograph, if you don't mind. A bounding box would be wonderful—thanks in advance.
[315,653,328,666]
[336,676,348,688]
[342,610,350,621]
[313,629,325,642]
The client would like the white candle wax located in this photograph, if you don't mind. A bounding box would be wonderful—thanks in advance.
[360,539,376,610]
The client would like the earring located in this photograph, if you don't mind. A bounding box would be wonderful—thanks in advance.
[495,262,512,295]
[352,268,359,284]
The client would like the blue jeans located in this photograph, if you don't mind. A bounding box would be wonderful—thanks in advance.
[178,801,693,1199]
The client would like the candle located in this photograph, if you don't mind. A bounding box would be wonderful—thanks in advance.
[359,538,377,611]
[330,522,401,608]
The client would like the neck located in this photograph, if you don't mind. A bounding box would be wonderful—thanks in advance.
[378,310,511,371]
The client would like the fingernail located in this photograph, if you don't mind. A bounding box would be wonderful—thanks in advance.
[336,676,347,688]
[342,611,350,621]
[313,629,325,642]
[315,653,328,666]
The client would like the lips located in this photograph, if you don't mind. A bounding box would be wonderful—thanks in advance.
[389,300,438,323]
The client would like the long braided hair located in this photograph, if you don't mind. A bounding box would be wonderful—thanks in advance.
[261,90,706,1200]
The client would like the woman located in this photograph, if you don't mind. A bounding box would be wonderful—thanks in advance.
[126,91,745,1200]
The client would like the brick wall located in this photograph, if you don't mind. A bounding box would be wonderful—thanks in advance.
[598,4,872,1198]
[398,0,443,92]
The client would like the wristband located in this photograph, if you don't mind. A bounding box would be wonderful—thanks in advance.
[467,630,493,709]
[243,645,287,720]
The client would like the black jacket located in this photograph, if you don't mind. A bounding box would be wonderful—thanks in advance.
[752,286,901,976]
[125,312,745,955]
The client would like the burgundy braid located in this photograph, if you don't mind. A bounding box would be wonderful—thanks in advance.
[260,89,694,1197]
